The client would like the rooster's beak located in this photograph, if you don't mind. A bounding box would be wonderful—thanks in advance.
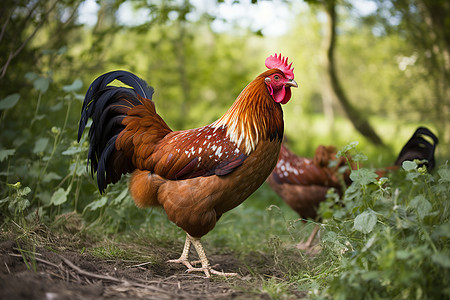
[285,79,298,88]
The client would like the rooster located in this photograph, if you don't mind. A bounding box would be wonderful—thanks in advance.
[78,54,298,277]
[267,127,438,249]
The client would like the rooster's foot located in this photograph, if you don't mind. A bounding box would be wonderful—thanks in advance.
[167,258,195,269]
[185,264,238,278]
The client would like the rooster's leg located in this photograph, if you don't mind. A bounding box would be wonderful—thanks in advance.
[297,224,320,250]
[188,236,238,278]
[167,234,195,269]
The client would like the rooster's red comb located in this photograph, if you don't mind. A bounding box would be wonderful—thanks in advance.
[265,53,294,79]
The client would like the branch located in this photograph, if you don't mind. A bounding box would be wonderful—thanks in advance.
[0,1,58,79]
[322,0,384,146]
[0,9,12,43]
[58,255,173,293]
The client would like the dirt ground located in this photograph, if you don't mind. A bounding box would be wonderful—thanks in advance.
[0,221,306,299]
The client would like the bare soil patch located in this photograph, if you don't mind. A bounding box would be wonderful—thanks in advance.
[0,220,305,299]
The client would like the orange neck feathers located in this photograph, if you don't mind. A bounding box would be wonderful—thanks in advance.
[212,69,284,155]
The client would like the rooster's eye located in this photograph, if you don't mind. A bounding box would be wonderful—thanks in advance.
[274,75,280,80]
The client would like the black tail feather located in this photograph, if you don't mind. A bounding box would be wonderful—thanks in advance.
[78,71,154,193]
[78,70,154,141]
[395,127,439,171]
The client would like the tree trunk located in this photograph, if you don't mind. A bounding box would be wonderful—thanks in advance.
[322,0,384,146]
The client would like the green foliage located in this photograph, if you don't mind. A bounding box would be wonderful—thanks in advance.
[306,144,450,299]
[0,94,20,110]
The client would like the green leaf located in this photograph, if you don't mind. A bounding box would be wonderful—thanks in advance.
[0,149,15,162]
[62,144,84,155]
[431,252,450,268]
[0,94,20,110]
[406,171,420,181]
[353,210,377,234]
[112,188,129,205]
[361,271,379,281]
[438,167,450,183]
[42,172,62,182]
[432,223,450,239]
[336,141,359,158]
[402,160,417,171]
[50,188,68,206]
[409,195,432,220]
[33,137,49,154]
[63,78,83,92]
[344,183,362,201]
[34,77,50,93]
[50,102,63,111]
[362,234,377,252]
[352,152,368,162]
[15,198,30,212]
[396,250,412,260]
[18,187,31,197]
[322,231,338,243]
[349,169,378,185]
[85,196,108,211]
[25,72,38,81]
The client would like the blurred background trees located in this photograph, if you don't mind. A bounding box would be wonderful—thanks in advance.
[0,0,448,221]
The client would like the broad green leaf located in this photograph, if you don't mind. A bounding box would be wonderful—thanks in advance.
[396,250,412,260]
[344,183,362,201]
[438,167,450,183]
[37,191,51,206]
[50,102,63,111]
[352,152,368,162]
[402,160,417,171]
[409,195,432,220]
[353,210,377,234]
[362,234,377,252]
[34,77,50,93]
[406,171,420,181]
[361,271,380,281]
[0,94,20,110]
[349,169,378,185]
[33,137,49,154]
[63,78,83,92]
[42,172,62,182]
[322,231,338,243]
[15,198,30,212]
[50,188,68,206]
[85,196,108,211]
[431,252,450,268]
[18,187,31,197]
[112,188,129,205]
[336,141,359,158]
[25,72,38,81]
[432,223,450,239]
[32,115,45,121]
[62,144,84,155]
[0,149,15,162]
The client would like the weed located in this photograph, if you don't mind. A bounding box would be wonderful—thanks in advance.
[305,144,450,299]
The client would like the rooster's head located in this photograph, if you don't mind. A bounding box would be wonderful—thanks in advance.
[264,53,298,104]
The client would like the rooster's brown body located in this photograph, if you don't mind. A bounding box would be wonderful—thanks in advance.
[78,55,297,277]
